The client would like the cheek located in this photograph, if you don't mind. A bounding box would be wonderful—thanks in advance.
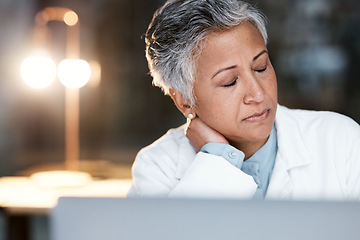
[264,72,278,99]
[195,91,237,126]
[196,95,227,118]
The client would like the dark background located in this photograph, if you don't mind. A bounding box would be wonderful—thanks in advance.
[0,0,359,176]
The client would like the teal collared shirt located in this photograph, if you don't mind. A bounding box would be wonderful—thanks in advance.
[200,126,278,198]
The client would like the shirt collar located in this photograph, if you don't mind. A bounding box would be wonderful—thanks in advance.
[241,125,277,187]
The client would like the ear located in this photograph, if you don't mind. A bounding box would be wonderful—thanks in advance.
[169,88,195,119]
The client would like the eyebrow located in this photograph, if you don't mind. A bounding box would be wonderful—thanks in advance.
[253,50,268,61]
[211,49,268,79]
[211,65,237,79]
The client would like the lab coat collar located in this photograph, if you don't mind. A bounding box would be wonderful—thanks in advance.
[274,105,313,170]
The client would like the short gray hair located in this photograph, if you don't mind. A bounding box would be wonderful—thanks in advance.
[145,0,268,106]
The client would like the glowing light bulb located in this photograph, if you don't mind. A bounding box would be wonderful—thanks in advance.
[21,56,56,89]
[64,11,78,26]
[58,59,91,88]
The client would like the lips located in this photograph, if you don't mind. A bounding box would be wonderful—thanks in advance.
[243,109,270,122]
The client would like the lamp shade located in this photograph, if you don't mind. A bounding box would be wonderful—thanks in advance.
[58,59,91,88]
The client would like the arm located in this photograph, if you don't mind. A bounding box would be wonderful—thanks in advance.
[128,121,257,199]
[168,117,256,198]
[168,151,257,198]
[128,149,257,199]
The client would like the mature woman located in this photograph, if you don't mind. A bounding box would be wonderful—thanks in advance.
[128,0,360,200]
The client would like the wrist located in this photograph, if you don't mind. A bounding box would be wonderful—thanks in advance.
[200,143,245,168]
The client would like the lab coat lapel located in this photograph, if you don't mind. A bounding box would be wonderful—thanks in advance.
[266,105,313,200]
[266,159,292,199]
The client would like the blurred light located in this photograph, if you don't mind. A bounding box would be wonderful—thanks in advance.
[58,59,91,88]
[36,8,54,25]
[88,61,101,88]
[21,56,56,89]
[64,11,78,26]
[30,170,92,188]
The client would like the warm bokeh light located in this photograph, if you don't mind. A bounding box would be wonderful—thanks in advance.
[21,56,57,89]
[64,11,78,26]
[88,61,102,88]
[58,59,91,88]
[30,170,92,188]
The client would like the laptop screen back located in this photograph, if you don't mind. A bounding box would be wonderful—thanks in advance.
[51,197,360,240]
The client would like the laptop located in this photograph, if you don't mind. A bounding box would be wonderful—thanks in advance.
[51,197,360,240]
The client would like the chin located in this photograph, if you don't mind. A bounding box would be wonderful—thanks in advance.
[244,121,274,143]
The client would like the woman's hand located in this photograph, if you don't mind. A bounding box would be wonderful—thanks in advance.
[186,117,229,152]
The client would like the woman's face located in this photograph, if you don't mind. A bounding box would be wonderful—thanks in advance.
[193,22,278,149]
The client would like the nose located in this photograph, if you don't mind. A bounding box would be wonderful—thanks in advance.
[243,74,265,104]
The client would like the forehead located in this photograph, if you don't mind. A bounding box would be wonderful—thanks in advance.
[204,22,265,54]
[194,22,266,73]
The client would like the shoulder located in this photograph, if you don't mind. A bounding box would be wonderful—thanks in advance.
[128,125,189,197]
[277,105,360,157]
[133,124,189,169]
[138,125,188,157]
[277,105,359,134]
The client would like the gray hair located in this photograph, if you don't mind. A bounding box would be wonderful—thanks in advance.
[145,0,268,106]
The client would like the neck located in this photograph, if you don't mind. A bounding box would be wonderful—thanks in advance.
[230,137,269,160]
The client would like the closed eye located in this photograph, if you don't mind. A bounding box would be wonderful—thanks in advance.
[223,77,238,87]
[256,66,267,73]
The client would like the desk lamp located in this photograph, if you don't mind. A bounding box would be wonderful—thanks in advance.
[20,7,96,188]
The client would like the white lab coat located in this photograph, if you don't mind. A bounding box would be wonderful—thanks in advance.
[128,105,360,200]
